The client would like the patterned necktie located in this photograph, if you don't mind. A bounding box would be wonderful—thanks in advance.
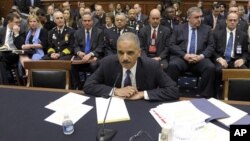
[124,70,132,87]
[225,32,233,62]
[189,28,196,54]
[85,30,91,54]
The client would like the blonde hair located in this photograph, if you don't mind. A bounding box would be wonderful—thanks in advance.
[27,14,42,28]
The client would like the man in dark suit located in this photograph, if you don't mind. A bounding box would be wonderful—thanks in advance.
[213,12,249,98]
[127,8,144,34]
[84,32,179,101]
[104,13,136,56]
[26,0,41,8]
[215,6,248,33]
[203,4,224,30]
[14,0,28,14]
[161,6,179,33]
[72,13,104,89]
[139,9,171,73]
[134,3,148,25]
[0,13,25,84]
[93,4,106,27]
[42,10,74,60]
[167,7,215,98]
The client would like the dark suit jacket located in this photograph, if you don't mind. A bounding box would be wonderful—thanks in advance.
[83,55,179,101]
[74,27,104,58]
[137,13,148,25]
[169,23,214,58]
[104,27,136,56]
[203,14,223,29]
[25,0,41,7]
[213,29,249,61]
[160,17,179,32]
[0,27,25,49]
[138,25,171,60]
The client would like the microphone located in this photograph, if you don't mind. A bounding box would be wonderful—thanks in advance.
[97,73,121,141]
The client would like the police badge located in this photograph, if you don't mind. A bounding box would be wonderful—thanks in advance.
[52,34,57,40]
[65,34,69,42]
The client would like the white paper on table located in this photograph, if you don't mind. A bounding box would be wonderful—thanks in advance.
[44,103,93,126]
[158,123,229,141]
[96,97,130,124]
[150,101,210,128]
[45,92,89,111]
[208,98,248,127]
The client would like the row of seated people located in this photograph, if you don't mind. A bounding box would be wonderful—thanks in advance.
[0,5,249,99]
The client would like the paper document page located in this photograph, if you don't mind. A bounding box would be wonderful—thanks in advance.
[208,98,248,127]
[96,97,130,124]
[150,101,210,128]
[45,92,89,111]
[45,104,93,126]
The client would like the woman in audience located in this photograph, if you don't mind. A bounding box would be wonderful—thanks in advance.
[104,13,114,30]
[63,9,77,29]
[19,14,48,76]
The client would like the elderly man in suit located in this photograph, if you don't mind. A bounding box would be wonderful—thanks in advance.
[213,12,249,98]
[72,13,104,89]
[104,13,136,56]
[84,32,179,101]
[139,9,171,73]
[167,7,215,98]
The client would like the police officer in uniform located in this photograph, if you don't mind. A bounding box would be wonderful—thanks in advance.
[42,10,74,60]
[104,13,136,56]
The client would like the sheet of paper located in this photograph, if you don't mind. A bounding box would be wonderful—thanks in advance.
[44,104,93,126]
[96,97,130,124]
[45,92,89,112]
[208,98,248,127]
[150,101,210,128]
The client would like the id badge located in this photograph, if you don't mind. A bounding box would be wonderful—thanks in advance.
[236,44,242,54]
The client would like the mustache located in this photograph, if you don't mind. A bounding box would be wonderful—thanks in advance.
[122,60,130,64]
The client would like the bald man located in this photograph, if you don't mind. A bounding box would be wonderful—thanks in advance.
[138,9,171,73]
[213,12,249,98]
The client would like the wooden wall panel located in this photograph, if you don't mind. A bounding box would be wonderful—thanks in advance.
[0,0,13,18]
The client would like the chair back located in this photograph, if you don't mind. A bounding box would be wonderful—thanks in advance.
[24,60,71,89]
[222,69,250,101]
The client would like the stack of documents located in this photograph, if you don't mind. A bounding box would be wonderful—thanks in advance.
[150,101,210,128]
[96,97,130,124]
[44,92,93,126]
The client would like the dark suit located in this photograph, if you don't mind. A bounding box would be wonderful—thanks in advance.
[213,29,249,97]
[167,23,215,98]
[83,55,179,101]
[138,25,171,72]
[127,20,144,34]
[203,14,223,29]
[137,13,148,25]
[25,0,41,8]
[104,27,136,56]
[160,17,179,32]
[72,27,104,89]
[14,0,27,13]
[0,27,25,84]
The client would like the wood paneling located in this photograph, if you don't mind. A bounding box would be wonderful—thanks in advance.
[0,0,13,18]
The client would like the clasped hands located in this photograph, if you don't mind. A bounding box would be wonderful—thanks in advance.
[184,54,203,64]
[217,57,244,68]
[114,86,144,100]
[78,51,97,63]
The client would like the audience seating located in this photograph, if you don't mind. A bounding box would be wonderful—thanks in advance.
[222,69,250,101]
[24,60,71,89]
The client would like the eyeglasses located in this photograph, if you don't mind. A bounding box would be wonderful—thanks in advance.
[129,130,153,141]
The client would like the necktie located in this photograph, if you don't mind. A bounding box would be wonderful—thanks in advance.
[124,70,132,87]
[151,29,156,45]
[7,30,15,49]
[225,32,233,62]
[85,30,91,54]
[189,28,196,54]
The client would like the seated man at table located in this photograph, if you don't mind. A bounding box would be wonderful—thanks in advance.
[83,32,179,101]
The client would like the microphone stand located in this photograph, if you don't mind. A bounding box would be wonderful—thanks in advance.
[97,73,120,141]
